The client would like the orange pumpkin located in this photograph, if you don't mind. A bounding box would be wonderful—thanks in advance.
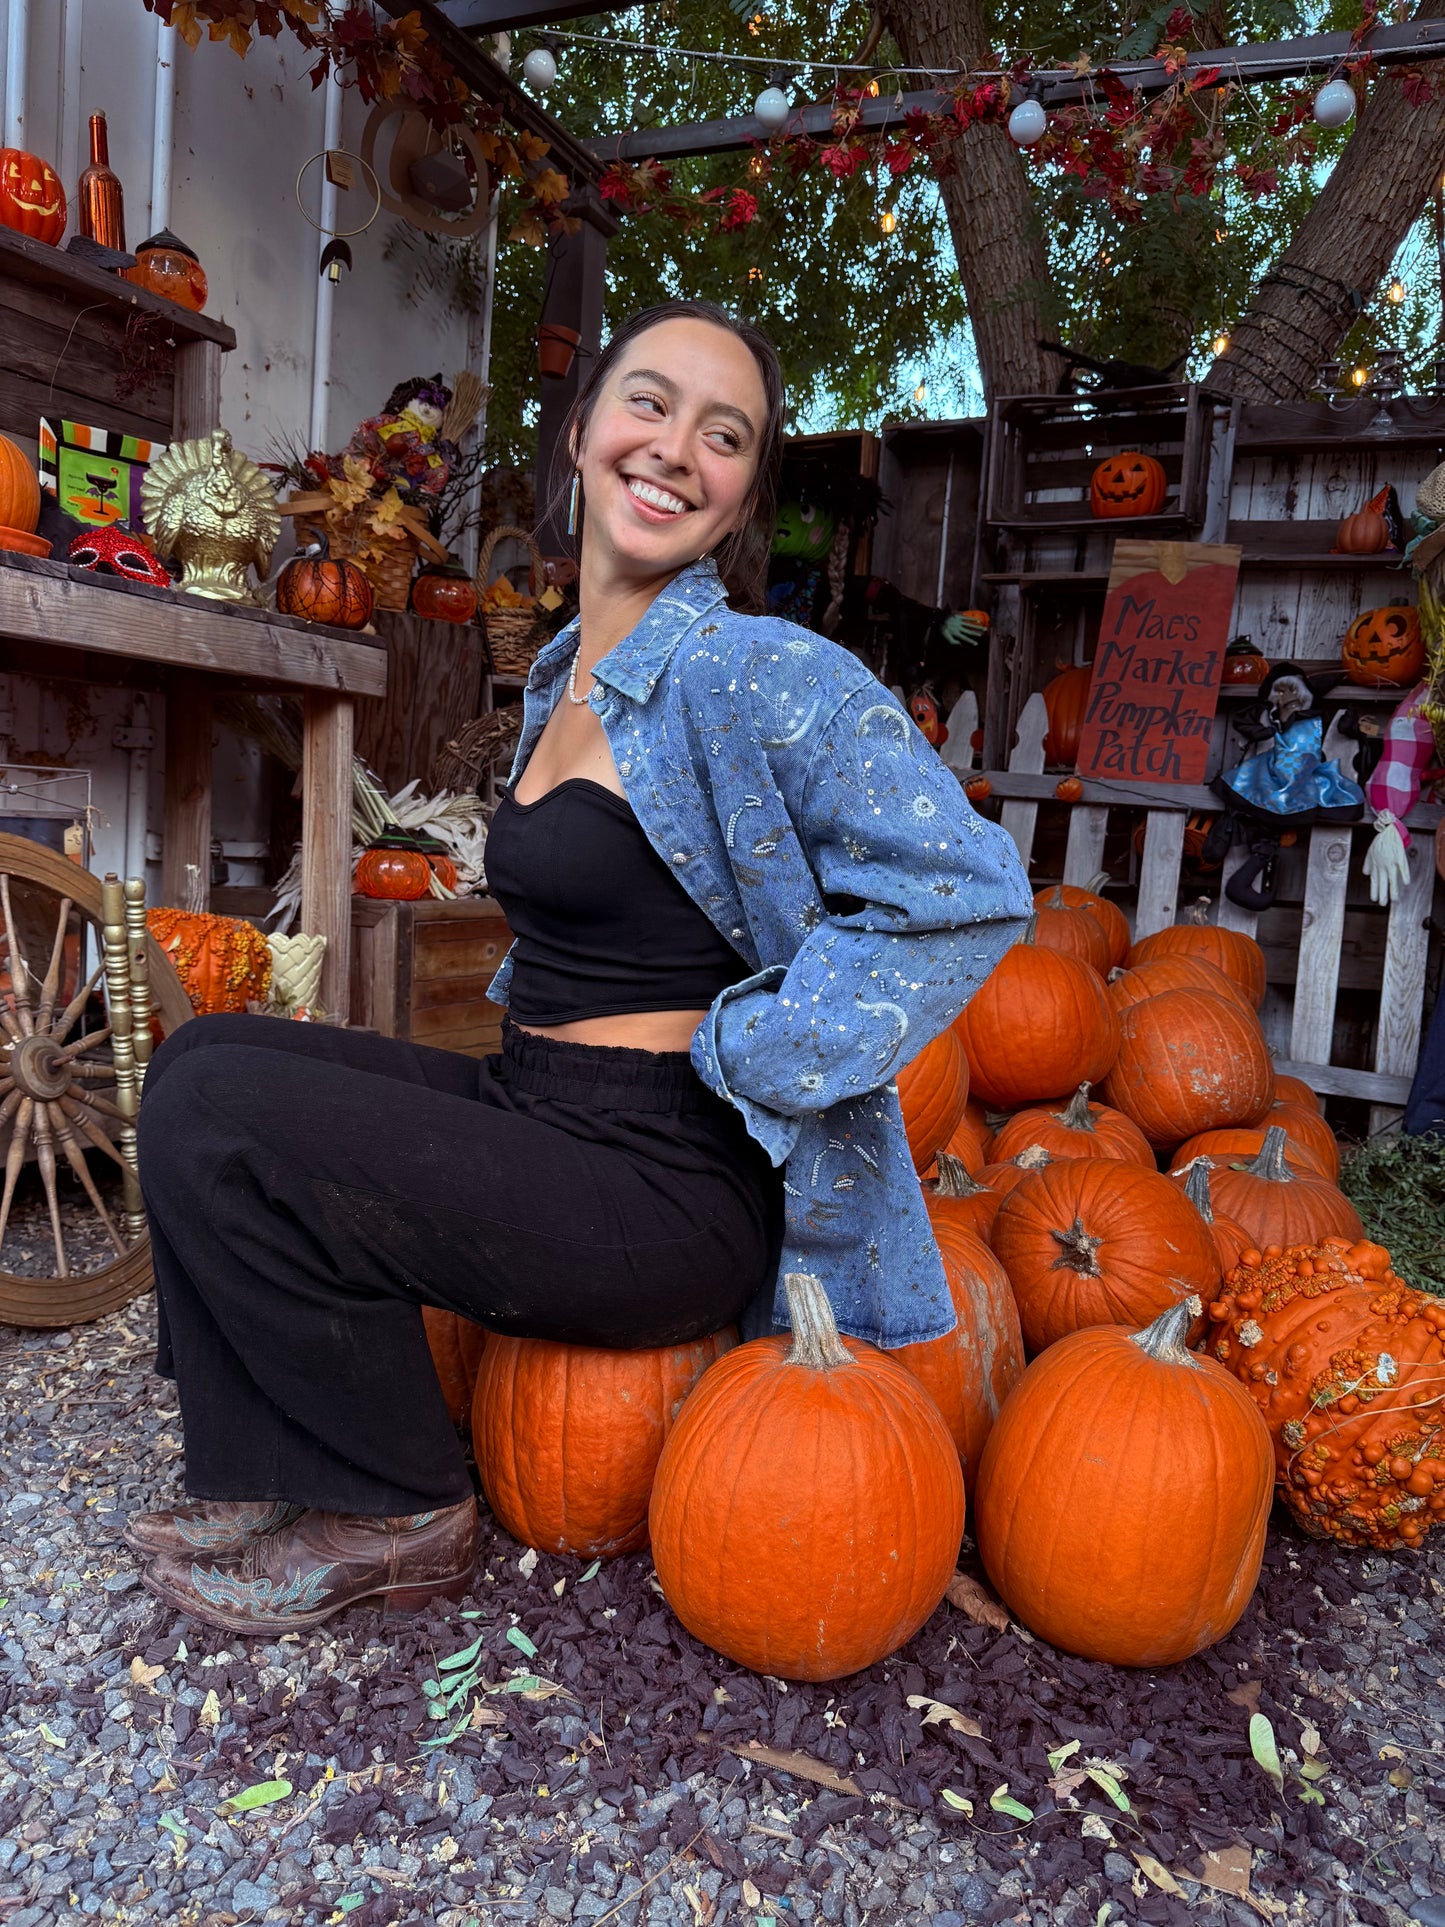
[926,1149,1006,1244]
[1031,885,1111,976]
[1041,665,1093,766]
[1335,507,1391,554]
[1204,1238,1445,1550]
[928,1109,988,1178]
[1102,989,1274,1148]
[992,1157,1220,1354]
[974,1296,1272,1665]
[473,1327,735,1558]
[976,1142,1056,1203]
[1035,878,1129,968]
[648,1273,966,1681]
[1242,1099,1340,1179]
[1054,775,1084,802]
[0,147,67,245]
[276,537,374,629]
[1170,1120,1333,1181]
[896,1025,970,1177]
[1126,902,1267,1008]
[1271,1074,1322,1113]
[423,1308,487,1427]
[1106,953,1257,1022]
[1090,450,1168,519]
[893,1224,1025,1496]
[954,920,1119,1110]
[990,1083,1153,1169]
[355,842,432,901]
[412,568,479,624]
[1171,1155,1253,1274]
[1341,605,1425,688]
[1202,1125,1363,1250]
[0,433,41,536]
[964,774,992,803]
[145,907,272,1016]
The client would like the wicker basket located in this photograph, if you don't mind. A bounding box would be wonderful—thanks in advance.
[293,505,419,614]
[478,524,548,677]
[431,708,524,794]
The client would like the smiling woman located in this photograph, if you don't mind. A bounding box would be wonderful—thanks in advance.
[130,297,1030,1643]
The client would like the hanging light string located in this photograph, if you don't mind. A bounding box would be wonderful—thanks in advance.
[532,24,974,82]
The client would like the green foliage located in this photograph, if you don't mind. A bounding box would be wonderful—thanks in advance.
[1338,1130,1445,1296]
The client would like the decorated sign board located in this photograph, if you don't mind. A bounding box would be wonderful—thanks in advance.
[1074,540,1243,785]
[39,417,166,529]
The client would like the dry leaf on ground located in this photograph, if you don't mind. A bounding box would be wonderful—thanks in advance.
[944,1571,1009,1631]
[906,1694,984,1738]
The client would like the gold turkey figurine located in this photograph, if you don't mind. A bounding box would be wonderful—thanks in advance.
[141,428,280,603]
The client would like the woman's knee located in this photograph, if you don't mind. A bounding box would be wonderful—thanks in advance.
[146,1014,259,1093]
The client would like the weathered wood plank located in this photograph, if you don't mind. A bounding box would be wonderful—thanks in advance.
[1369,836,1436,1132]
[999,691,1048,871]
[301,693,355,1019]
[1062,805,1109,886]
[161,674,213,911]
[172,339,223,441]
[1271,1055,1413,1103]
[972,767,1441,833]
[0,224,235,347]
[353,611,487,794]
[1289,824,1353,1065]
[1136,812,1187,938]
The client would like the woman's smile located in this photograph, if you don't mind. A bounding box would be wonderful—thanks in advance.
[621,472,696,520]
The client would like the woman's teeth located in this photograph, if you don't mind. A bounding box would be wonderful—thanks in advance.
[625,476,690,515]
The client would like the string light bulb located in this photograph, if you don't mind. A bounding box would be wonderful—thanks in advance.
[747,11,763,35]
[914,381,927,405]
[1350,364,1370,388]
[1212,331,1230,356]
[747,265,764,282]
[748,153,766,177]
[1008,98,1047,145]
[866,79,880,97]
[1387,278,1406,304]
[754,85,790,132]
[522,45,557,89]
[1312,78,1356,127]
[879,209,897,235]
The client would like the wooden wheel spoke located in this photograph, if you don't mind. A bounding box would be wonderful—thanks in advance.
[30,1105,68,1279]
[68,1060,118,1085]
[0,876,35,1036]
[74,1089,125,1122]
[58,1026,112,1061]
[35,895,73,1032]
[49,1105,127,1258]
[54,963,107,1044]
[0,1095,34,1248]
[0,994,19,1045]
[58,1096,131,1170]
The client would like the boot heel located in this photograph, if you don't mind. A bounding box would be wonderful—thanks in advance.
[381,1567,475,1616]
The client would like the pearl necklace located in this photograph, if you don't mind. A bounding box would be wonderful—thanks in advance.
[566,644,593,707]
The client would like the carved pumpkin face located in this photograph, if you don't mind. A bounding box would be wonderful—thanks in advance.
[68,525,171,585]
[1341,604,1425,687]
[1090,450,1168,519]
[0,148,67,245]
[909,687,947,747]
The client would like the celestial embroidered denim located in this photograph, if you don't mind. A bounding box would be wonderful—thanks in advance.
[489,555,1031,1345]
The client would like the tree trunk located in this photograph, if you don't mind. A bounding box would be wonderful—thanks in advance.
[1211,0,1445,402]
[880,0,1052,400]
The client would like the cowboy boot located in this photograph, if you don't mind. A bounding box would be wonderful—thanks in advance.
[140,1497,477,1634]
[124,1499,304,1559]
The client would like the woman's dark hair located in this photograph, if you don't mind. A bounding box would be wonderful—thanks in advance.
[540,299,785,615]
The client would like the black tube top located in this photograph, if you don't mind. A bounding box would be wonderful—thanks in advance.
[485,777,749,1025]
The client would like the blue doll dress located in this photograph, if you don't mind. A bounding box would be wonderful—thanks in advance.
[1215,714,1364,826]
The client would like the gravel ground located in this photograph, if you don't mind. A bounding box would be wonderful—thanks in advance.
[2,1295,1445,1927]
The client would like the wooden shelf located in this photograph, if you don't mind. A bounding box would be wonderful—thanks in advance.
[979,571,1109,589]
[974,766,1442,833]
[1239,551,1408,568]
[0,550,385,695]
[0,224,235,348]
[1234,397,1445,453]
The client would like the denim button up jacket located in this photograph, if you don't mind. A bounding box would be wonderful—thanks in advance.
[488,554,1032,1346]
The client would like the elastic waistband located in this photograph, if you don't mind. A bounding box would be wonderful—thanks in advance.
[500,1018,716,1115]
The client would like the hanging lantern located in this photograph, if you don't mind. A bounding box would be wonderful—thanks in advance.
[754,86,790,132]
[1008,99,1047,145]
[523,46,557,89]
[1312,79,1356,127]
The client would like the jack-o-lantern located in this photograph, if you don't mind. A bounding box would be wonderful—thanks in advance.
[0,148,67,245]
[1090,451,1168,519]
[276,537,374,630]
[1341,604,1425,688]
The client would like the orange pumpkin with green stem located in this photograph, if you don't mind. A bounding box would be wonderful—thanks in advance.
[990,1083,1153,1169]
[1202,1125,1363,1250]
[1035,876,1129,967]
[954,918,1119,1110]
[1126,901,1267,1008]
[1170,1155,1254,1274]
[1030,885,1111,975]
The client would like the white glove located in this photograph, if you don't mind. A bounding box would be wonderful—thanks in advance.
[1363,810,1410,906]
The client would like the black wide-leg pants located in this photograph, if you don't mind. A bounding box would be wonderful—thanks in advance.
[138,1014,782,1516]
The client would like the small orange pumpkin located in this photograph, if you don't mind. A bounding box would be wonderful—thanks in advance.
[1341,605,1425,688]
[413,568,479,624]
[1335,507,1391,554]
[1090,450,1167,519]
[1037,878,1129,968]
[276,536,374,629]
[964,774,992,803]
[355,839,432,901]
[1055,775,1084,802]
[0,432,41,536]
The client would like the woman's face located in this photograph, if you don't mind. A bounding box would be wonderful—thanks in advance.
[574,317,767,577]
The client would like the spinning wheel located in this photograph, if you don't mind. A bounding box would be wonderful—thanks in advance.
[0,834,191,1328]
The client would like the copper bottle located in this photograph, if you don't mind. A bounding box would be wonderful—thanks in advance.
[78,113,125,251]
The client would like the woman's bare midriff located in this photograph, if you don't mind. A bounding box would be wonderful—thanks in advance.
[512,1010,709,1054]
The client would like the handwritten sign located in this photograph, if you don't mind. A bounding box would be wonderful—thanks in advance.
[1075,540,1242,785]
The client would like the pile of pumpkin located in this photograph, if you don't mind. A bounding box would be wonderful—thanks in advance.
[423,885,1445,1683]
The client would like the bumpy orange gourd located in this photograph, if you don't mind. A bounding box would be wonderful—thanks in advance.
[1106,953,1256,1022]
[1203,1125,1363,1250]
[990,1083,1153,1169]
[954,920,1119,1110]
[893,1224,1025,1497]
[1204,1238,1445,1550]
[1030,886,1111,976]
[0,432,41,535]
[897,1024,970,1176]
[1126,902,1267,1008]
[992,1157,1220,1354]
[1171,1155,1254,1274]
[974,1296,1272,1664]
[423,1308,488,1428]
[925,1150,1006,1244]
[648,1273,965,1681]
[146,907,272,1015]
[473,1328,735,1559]
[1035,879,1129,967]
[1103,988,1273,1148]
[1090,450,1168,519]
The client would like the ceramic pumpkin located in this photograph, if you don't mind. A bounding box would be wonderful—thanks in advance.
[974,1296,1272,1665]
[0,432,41,536]
[145,907,272,1016]
[1041,664,1093,765]
[1335,506,1391,554]
[992,1157,1220,1354]
[953,919,1119,1110]
[413,567,479,624]
[648,1273,965,1681]
[1089,450,1167,519]
[1341,605,1425,688]
[355,836,432,900]
[1204,1237,1445,1550]
[1222,636,1269,685]
[276,537,374,629]
[123,228,208,311]
[1102,988,1273,1148]
[0,147,67,244]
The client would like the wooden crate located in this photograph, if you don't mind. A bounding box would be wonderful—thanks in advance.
[350,895,512,1057]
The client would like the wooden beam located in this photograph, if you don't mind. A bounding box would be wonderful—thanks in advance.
[438,0,653,30]
[583,19,1445,163]
[977,767,1443,835]
[301,692,355,1021]
[161,673,213,912]
[171,338,224,442]
[369,0,601,183]
[535,186,619,556]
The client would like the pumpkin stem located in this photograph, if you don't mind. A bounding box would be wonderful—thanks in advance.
[1245,1124,1294,1185]
[1050,1215,1102,1276]
[1046,885,1069,909]
[1058,1084,1096,1133]
[933,1150,987,1198]
[783,1272,854,1371]
[1020,913,1038,946]
[1014,1143,1052,1171]
[1105,965,1127,985]
[1130,1295,1204,1368]
[1182,898,1213,927]
[1084,872,1111,894]
[1178,1155,1217,1223]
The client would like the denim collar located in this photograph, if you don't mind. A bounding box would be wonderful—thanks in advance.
[531,555,731,704]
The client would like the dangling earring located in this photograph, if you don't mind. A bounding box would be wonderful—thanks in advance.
[566,469,581,538]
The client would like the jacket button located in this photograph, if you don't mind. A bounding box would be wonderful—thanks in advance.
[672,852,688,865]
